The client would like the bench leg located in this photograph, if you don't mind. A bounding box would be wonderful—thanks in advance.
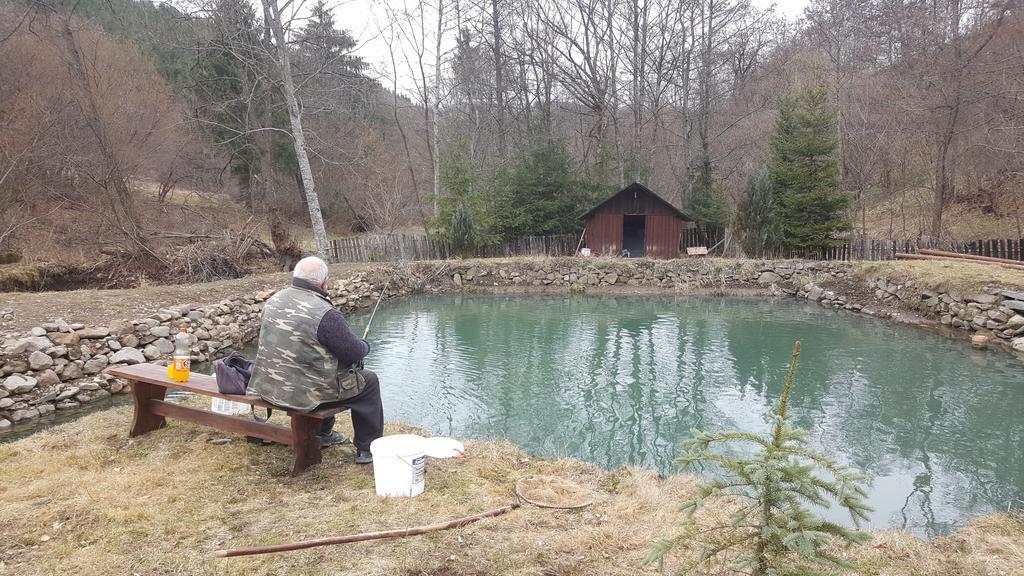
[129,381,167,437]
[290,415,322,476]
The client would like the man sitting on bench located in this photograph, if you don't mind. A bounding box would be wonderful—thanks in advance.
[248,256,382,464]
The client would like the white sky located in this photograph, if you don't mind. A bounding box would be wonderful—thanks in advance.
[314,0,812,92]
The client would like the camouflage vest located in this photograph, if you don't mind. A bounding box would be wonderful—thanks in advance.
[249,286,365,411]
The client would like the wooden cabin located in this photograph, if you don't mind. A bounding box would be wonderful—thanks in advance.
[581,183,693,258]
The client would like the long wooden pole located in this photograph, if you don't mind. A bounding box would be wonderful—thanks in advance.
[575,226,587,255]
[918,248,1024,267]
[896,252,1024,271]
[213,503,519,558]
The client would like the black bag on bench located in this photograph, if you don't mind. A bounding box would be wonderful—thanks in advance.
[213,352,272,425]
[213,352,252,395]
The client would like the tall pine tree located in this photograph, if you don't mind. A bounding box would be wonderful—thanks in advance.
[768,86,850,250]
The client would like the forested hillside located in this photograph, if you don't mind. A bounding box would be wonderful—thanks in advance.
[0,0,1021,283]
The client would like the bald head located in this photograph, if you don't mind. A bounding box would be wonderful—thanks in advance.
[293,256,329,288]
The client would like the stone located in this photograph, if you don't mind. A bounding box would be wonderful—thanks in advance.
[452,273,463,287]
[0,418,10,430]
[108,320,134,337]
[76,327,110,339]
[967,293,998,305]
[1013,337,1024,353]
[107,339,122,351]
[61,363,82,380]
[153,338,175,355]
[808,287,824,301]
[142,345,161,360]
[2,360,28,375]
[0,398,13,409]
[56,387,80,401]
[11,407,39,423]
[3,375,37,394]
[940,314,953,325]
[149,325,171,338]
[1001,290,1024,301]
[28,350,53,370]
[605,273,619,285]
[35,369,60,387]
[83,356,109,374]
[55,400,80,410]
[48,331,80,346]
[1001,300,1024,313]
[47,345,68,358]
[7,336,53,354]
[757,271,782,285]
[37,403,55,417]
[186,310,206,321]
[30,326,47,337]
[109,347,146,365]
[987,310,1009,323]
[120,334,139,348]
[1006,315,1024,330]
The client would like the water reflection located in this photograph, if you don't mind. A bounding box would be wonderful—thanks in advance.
[362,295,1024,536]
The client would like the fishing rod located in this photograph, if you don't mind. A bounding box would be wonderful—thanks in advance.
[362,274,395,340]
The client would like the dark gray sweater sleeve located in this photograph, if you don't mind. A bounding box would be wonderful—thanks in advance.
[317,309,370,365]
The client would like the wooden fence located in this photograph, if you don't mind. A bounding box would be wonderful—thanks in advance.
[329,233,579,262]
[330,232,1024,263]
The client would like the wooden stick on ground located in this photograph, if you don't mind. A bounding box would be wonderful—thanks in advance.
[213,503,520,558]
[918,248,1024,268]
[896,252,1024,271]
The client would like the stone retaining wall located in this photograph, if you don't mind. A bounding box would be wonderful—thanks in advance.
[3,258,1023,430]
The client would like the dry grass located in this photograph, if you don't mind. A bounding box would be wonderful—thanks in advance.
[1,403,1022,576]
[853,260,1024,294]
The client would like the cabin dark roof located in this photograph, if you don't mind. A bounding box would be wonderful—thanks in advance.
[580,182,693,221]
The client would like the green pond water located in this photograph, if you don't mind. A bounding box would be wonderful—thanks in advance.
[351,294,1024,537]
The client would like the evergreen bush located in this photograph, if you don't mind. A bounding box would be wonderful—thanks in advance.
[649,341,872,576]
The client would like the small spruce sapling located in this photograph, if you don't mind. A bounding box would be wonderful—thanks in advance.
[648,341,872,576]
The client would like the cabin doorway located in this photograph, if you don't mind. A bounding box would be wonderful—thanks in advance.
[622,215,646,257]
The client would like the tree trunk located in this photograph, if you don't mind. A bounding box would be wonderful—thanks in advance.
[490,0,506,155]
[262,0,330,258]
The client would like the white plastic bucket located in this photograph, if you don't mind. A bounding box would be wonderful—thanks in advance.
[370,434,466,497]
[370,434,428,497]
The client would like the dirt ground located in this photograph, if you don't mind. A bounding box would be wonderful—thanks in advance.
[0,403,1021,576]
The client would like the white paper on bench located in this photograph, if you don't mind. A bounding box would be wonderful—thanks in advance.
[211,397,251,415]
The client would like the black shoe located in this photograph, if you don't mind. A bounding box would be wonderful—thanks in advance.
[355,449,373,465]
[319,431,349,449]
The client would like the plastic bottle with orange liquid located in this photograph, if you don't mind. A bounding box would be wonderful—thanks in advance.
[166,327,191,382]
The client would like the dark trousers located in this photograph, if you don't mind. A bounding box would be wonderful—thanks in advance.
[319,370,384,451]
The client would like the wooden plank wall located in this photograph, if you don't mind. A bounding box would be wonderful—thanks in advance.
[645,214,682,258]
[585,213,623,256]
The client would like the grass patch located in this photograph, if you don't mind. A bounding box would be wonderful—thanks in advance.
[0,401,1021,575]
[853,260,1024,294]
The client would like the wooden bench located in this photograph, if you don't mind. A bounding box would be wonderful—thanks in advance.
[108,363,349,475]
